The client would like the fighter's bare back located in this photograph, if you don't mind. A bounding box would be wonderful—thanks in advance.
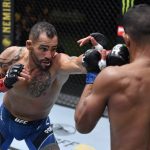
[106,61,150,150]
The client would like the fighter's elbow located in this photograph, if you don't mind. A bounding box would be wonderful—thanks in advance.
[75,117,93,134]
[76,125,93,134]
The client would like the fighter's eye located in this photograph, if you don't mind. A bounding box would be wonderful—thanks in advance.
[40,47,48,52]
[51,48,57,52]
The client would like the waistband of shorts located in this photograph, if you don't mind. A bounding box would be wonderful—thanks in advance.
[2,104,47,125]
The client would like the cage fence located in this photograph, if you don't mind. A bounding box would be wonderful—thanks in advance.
[14,0,121,108]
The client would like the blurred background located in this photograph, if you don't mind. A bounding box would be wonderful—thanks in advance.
[0,0,150,109]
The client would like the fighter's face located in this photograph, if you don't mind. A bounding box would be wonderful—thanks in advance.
[30,33,58,70]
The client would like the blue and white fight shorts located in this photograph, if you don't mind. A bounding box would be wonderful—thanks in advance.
[0,104,57,150]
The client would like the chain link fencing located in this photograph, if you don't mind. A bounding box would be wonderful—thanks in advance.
[14,0,121,108]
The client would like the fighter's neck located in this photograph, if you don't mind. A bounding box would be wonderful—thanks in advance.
[130,47,150,62]
[23,52,38,73]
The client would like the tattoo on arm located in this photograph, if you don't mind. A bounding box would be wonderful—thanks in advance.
[0,47,23,69]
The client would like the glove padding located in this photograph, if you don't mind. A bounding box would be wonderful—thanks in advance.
[107,44,129,66]
[82,49,101,73]
[90,32,109,49]
[4,64,24,89]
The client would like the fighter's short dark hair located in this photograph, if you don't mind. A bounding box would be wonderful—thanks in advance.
[123,4,150,43]
[29,21,57,41]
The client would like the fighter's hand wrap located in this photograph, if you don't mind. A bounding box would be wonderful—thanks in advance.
[106,44,129,66]
[4,64,24,89]
[90,32,109,50]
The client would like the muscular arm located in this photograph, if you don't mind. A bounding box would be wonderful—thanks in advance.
[57,53,86,75]
[75,67,119,133]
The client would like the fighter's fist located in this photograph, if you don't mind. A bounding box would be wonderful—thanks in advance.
[82,49,101,73]
[82,48,108,72]
[83,44,129,84]
[4,64,24,88]
[83,48,107,84]
[107,44,129,66]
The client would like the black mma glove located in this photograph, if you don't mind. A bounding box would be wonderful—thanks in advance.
[82,49,107,84]
[106,44,129,66]
[82,49,101,73]
[82,44,129,84]
[4,64,24,89]
[90,32,109,50]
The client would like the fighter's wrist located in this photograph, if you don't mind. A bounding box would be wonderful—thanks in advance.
[86,72,98,84]
[98,59,107,70]
[94,44,103,51]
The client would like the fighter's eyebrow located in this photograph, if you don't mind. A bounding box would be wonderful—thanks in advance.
[40,44,49,48]
[52,46,57,49]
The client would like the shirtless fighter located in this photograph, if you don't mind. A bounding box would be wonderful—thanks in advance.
[0,21,128,150]
[0,21,89,150]
[75,4,150,150]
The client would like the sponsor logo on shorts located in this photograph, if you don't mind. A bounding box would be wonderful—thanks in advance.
[14,118,28,124]
[44,126,53,134]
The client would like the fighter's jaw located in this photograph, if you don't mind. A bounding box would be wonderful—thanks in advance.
[40,61,52,70]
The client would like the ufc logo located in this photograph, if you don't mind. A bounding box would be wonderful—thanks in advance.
[112,44,122,55]
[15,118,28,124]
[44,126,52,134]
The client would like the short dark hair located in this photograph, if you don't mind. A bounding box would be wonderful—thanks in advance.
[123,4,150,43]
[29,21,57,41]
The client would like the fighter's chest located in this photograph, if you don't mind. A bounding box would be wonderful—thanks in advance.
[27,70,56,97]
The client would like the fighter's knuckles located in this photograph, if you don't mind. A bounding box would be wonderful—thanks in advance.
[82,49,101,73]
[107,44,129,66]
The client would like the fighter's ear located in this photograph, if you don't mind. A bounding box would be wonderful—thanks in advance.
[26,40,33,50]
[123,33,130,48]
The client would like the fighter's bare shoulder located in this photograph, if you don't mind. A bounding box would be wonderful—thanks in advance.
[0,46,26,59]
[54,52,72,62]
[95,66,126,93]
[0,46,26,71]
[52,52,73,67]
[52,52,79,75]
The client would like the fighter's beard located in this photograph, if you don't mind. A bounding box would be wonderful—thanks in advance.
[31,51,51,71]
